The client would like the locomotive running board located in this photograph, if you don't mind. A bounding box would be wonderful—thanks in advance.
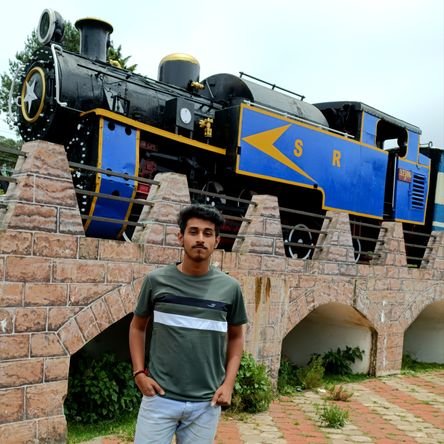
[81,108,227,155]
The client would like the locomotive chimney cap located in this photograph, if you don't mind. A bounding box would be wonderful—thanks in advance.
[75,17,113,34]
[75,17,113,63]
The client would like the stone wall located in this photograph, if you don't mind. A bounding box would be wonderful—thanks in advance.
[0,141,443,443]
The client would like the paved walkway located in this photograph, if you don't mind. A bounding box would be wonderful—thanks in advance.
[82,371,444,444]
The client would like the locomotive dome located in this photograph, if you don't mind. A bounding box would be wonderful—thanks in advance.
[158,53,200,90]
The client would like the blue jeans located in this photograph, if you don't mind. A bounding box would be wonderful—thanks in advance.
[134,395,221,444]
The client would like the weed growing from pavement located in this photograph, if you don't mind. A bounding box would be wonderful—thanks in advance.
[316,402,349,428]
[325,384,354,401]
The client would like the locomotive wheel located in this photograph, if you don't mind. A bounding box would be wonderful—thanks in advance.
[201,181,226,206]
[286,223,313,259]
[352,237,361,262]
[237,188,257,208]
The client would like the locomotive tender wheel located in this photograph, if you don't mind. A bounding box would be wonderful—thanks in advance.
[285,223,313,260]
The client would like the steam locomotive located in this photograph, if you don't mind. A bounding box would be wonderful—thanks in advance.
[10,9,443,260]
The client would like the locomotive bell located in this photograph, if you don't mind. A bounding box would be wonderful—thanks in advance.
[75,17,113,62]
[158,53,200,90]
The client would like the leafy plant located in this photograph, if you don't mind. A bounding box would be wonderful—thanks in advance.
[322,346,364,376]
[277,356,302,395]
[316,402,349,428]
[296,355,324,389]
[326,384,353,401]
[230,352,273,413]
[65,351,141,424]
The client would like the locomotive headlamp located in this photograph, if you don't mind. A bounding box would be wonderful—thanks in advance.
[37,9,65,45]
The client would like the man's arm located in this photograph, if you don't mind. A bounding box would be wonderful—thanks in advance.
[211,324,244,406]
[129,314,164,396]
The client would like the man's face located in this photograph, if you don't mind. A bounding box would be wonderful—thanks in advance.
[178,217,220,263]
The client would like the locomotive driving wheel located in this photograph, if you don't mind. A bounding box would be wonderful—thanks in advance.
[285,223,313,259]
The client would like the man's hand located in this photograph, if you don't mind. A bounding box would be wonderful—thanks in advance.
[134,374,165,397]
[211,383,233,407]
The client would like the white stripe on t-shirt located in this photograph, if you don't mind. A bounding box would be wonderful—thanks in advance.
[153,310,227,332]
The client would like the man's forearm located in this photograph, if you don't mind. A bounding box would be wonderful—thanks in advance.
[129,315,149,371]
[224,325,244,388]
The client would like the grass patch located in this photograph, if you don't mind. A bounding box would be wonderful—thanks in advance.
[316,402,349,428]
[67,411,136,443]
[401,355,444,374]
[323,373,371,385]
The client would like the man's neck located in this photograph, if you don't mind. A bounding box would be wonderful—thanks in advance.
[178,258,210,276]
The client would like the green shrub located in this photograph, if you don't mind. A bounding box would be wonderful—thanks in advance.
[230,352,273,413]
[296,355,324,389]
[322,346,364,376]
[316,402,349,428]
[65,351,141,424]
[277,357,301,395]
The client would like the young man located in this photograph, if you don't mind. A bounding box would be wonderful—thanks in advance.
[129,204,248,443]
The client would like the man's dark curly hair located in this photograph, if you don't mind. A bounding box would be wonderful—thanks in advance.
[178,204,225,235]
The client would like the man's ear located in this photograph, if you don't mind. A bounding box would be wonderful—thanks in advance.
[177,231,184,245]
[215,235,220,248]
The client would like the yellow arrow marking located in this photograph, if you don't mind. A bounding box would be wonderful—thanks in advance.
[242,124,315,183]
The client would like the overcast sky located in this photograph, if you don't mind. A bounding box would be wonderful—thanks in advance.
[0,0,443,147]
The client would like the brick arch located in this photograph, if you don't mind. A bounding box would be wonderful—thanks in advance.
[401,285,444,331]
[56,278,143,356]
[284,276,358,337]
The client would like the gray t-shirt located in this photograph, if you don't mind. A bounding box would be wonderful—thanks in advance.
[134,264,248,402]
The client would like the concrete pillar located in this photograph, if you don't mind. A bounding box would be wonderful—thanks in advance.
[313,211,355,262]
[232,194,285,256]
[371,221,407,267]
[0,140,84,235]
[132,172,190,246]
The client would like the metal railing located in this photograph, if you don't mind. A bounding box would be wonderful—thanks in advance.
[1,152,437,268]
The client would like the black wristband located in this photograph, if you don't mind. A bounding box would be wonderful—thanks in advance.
[133,369,147,378]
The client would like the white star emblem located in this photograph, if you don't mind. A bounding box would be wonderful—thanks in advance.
[24,77,39,114]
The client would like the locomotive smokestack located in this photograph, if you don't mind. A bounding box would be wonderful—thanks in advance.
[75,17,113,62]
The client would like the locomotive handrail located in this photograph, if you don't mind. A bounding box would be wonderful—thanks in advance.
[244,101,355,139]
[239,72,306,100]
[75,188,154,206]
[68,161,160,186]
[51,44,69,107]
